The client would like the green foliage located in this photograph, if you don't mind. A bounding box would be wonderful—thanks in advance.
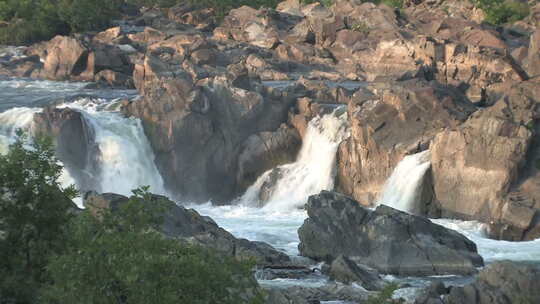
[42,187,264,304]
[368,0,404,9]
[366,283,402,304]
[473,0,530,25]
[301,0,334,7]
[0,0,122,45]
[57,0,123,33]
[0,132,77,303]
[351,21,371,33]
[0,0,68,45]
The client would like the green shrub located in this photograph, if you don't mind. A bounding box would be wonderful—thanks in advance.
[351,21,371,33]
[473,0,530,25]
[0,132,78,303]
[42,188,264,304]
[366,283,402,304]
[57,0,123,33]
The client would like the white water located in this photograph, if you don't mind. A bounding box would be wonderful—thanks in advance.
[56,98,166,196]
[239,108,350,211]
[192,109,350,257]
[3,77,540,301]
[377,150,431,214]
[0,79,165,207]
[434,219,540,263]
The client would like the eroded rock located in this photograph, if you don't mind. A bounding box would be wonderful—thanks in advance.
[298,191,484,276]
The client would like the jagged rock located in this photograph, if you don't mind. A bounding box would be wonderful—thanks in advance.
[213,6,301,49]
[33,107,100,191]
[298,191,484,276]
[418,261,540,304]
[83,192,290,266]
[237,125,301,191]
[526,28,540,77]
[336,80,475,206]
[42,36,90,80]
[264,283,371,304]
[256,265,313,280]
[430,79,539,226]
[126,49,298,203]
[328,255,383,290]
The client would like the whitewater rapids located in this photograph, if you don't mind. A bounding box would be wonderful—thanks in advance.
[3,77,540,297]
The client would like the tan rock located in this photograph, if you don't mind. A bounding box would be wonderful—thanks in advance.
[336,80,475,206]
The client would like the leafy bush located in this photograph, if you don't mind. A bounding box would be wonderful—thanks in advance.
[57,0,123,33]
[42,188,264,304]
[366,283,402,304]
[0,0,122,45]
[473,0,530,25]
[0,134,263,303]
[0,132,77,303]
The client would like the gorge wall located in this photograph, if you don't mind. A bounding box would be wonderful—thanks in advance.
[2,0,540,240]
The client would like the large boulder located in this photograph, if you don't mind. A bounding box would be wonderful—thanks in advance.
[336,80,475,207]
[42,36,90,80]
[83,192,290,266]
[430,79,540,232]
[236,124,301,191]
[417,261,540,304]
[298,191,484,276]
[328,255,384,290]
[126,43,299,203]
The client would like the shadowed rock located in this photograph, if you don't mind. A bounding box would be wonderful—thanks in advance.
[298,191,484,276]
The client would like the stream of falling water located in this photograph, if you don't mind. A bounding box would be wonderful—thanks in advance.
[3,77,540,302]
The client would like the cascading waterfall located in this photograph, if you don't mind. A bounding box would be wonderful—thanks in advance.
[239,108,350,211]
[0,79,166,206]
[57,98,166,196]
[377,150,431,214]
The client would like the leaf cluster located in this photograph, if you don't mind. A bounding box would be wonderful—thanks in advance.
[473,0,530,25]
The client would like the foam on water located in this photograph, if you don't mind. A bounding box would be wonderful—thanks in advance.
[433,219,540,263]
[377,150,431,214]
[0,79,165,205]
[57,98,166,196]
[239,108,349,211]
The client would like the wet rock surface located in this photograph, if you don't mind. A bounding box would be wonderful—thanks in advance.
[83,192,290,266]
[416,261,540,304]
[298,191,484,276]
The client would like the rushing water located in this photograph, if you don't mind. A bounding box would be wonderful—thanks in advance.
[377,150,431,214]
[3,77,540,302]
[0,78,165,206]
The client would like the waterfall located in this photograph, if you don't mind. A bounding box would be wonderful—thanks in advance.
[240,107,350,211]
[0,93,166,205]
[377,150,431,214]
[57,98,166,196]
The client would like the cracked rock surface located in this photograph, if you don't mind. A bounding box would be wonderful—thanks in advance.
[298,191,484,276]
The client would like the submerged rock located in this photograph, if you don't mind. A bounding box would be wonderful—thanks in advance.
[83,192,290,266]
[298,191,484,276]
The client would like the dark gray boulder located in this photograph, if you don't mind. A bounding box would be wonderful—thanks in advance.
[298,191,484,276]
[84,192,290,266]
[416,261,540,304]
[328,255,383,291]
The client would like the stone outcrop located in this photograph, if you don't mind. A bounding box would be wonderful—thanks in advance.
[125,39,300,202]
[33,107,100,191]
[430,79,540,240]
[298,191,484,276]
[83,192,290,266]
[416,261,540,304]
[336,79,475,206]
[328,255,383,290]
